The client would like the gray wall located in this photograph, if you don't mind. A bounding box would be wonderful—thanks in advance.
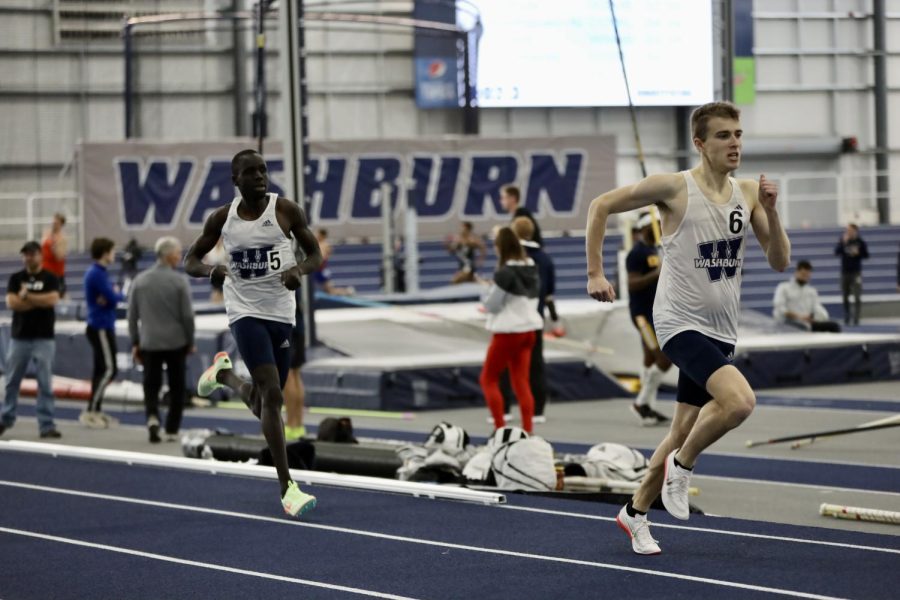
[2,0,899,243]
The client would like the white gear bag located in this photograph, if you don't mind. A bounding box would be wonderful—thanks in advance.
[490,436,557,491]
[581,442,649,482]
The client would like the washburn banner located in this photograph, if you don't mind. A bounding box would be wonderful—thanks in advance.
[79,135,616,247]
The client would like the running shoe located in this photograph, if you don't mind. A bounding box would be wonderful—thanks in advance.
[197,352,232,397]
[96,412,120,427]
[281,481,317,517]
[648,408,670,425]
[79,411,106,429]
[148,416,161,443]
[284,425,307,440]
[630,403,660,426]
[39,429,62,439]
[661,449,692,520]
[616,505,660,555]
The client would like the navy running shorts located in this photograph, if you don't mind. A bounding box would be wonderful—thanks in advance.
[230,316,293,389]
[662,330,735,407]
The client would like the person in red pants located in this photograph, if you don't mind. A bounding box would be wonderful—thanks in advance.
[479,227,543,433]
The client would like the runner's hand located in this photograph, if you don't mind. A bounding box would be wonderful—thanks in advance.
[281,266,302,290]
[587,275,616,302]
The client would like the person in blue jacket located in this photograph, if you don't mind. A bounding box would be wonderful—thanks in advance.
[82,237,124,428]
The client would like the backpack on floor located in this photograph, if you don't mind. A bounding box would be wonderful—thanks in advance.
[490,436,557,491]
[580,442,649,482]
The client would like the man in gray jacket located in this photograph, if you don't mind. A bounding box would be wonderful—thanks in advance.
[128,236,195,443]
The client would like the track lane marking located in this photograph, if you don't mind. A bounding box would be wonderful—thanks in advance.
[499,504,900,554]
[0,527,418,600]
[0,480,859,599]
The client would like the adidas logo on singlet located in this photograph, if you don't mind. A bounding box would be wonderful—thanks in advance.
[280,339,291,348]
[262,219,275,227]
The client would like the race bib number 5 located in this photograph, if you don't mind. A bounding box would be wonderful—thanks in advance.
[267,249,282,271]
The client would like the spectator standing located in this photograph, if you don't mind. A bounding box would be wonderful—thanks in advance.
[1,241,61,438]
[128,236,195,443]
[500,185,542,245]
[119,237,144,296]
[41,213,68,298]
[773,260,841,332]
[82,237,124,428]
[498,216,556,424]
[479,227,542,433]
[283,291,307,440]
[834,223,869,326]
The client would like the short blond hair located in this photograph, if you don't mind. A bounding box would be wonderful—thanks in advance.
[510,216,535,241]
[691,101,741,141]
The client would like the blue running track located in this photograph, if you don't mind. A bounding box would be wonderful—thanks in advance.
[0,451,897,600]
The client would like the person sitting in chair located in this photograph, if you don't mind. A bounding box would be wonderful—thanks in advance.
[772,260,840,332]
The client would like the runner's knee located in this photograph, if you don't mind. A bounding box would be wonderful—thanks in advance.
[723,388,755,424]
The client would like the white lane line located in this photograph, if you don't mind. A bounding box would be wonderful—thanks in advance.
[0,527,418,600]
[684,450,900,471]
[692,474,900,497]
[0,481,852,599]
[500,505,900,555]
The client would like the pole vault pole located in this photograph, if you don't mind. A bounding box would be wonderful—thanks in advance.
[608,0,662,245]
[253,0,267,152]
[278,0,317,345]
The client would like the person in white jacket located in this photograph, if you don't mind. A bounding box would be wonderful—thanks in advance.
[772,260,840,332]
[479,227,543,433]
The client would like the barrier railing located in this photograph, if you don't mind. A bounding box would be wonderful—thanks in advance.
[0,192,83,251]
[764,170,891,228]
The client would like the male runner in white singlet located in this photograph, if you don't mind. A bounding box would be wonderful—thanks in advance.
[185,149,322,517]
[585,102,791,554]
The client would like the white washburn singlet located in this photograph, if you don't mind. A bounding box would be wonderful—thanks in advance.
[221,193,298,325]
[652,171,750,348]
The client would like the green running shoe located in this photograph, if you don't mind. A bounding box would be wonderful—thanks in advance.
[284,425,307,440]
[282,481,317,517]
[197,352,232,397]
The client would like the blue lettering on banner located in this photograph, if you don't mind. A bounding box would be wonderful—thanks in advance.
[117,159,192,227]
[231,246,274,279]
[525,153,583,214]
[115,151,587,227]
[352,158,401,219]
[409,156,460,217]
[189,160,232,224]
[695,237,744,281]
[464,156,518,216]
[307,158,346,220]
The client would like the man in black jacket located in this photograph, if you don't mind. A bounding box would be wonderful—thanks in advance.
[834,223,869,326]
[500,185,543,245]
[2,241,61,438]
